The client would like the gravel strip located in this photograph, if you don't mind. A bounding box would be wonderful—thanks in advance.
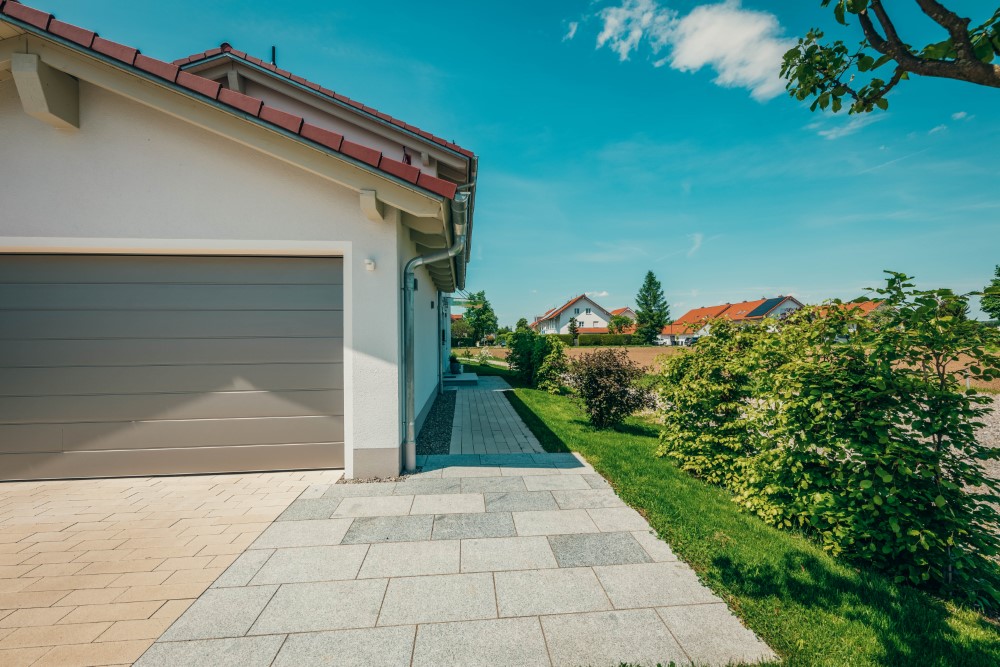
[978,394,1000,482]
[416,389,457,456]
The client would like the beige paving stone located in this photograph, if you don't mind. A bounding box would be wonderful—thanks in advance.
[161,567,224,585]
[0,565,34,579]
[154,556,215,571]
[31,639,154,667]
[25,574,120,592]
[150,598,195,621]
[0,646,49,667]
[0,621,112,649]
[0,606,74,628]
[0,590,70,609]
[56,588,126,607]
[57,600,164,624]
[0,578,37,594]
[23,562,88,578]
[96,618,173,643]
[109,571,172,588]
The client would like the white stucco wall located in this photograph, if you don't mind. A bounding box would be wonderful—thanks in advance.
[540,296,612,334]
[0,77,439,478]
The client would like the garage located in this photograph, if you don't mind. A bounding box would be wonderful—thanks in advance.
[0,254,345,481]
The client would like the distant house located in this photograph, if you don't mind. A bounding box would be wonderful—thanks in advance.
[530,295,633,335]
[658,296,803,345]
[610,307,637,320]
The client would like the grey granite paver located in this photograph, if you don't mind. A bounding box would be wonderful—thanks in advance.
[323,482,397,497]
[485,491,558,513]
[135,635,285,667]
[251,518,354,548]
[582,474,612,489]
[512,509,600,536]
[522,474,590,491]
[495,567,612,618]
[460,536,558,573]
[587,506,648,531]
[461,476,527,493]
[594,562,723,609]
[160,585,278,640]
[432,511,515,540]
[449,378,543,455]
[658,603,778,665]
[333,495,413,517]
[548,532,652,568]
[273,626,416,667]
[410,493,485,515]
[341,515,433,544]
[377,572,496,626]
[551,489,624,509]
[632,530,678,562]
[357,540,460,578]
[211,549,274,588]
[441,465,501,478]
[249,545,368,585]
[276,497,342,521]
[249,579,387,635]
[540,608,689,667]
[393,478,462,495]
[412,617,550,667]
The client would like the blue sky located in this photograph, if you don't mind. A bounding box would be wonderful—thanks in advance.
[38,1,1000,323]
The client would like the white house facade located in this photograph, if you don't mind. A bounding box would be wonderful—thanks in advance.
[531,295,615,334]
[0,2,477,481]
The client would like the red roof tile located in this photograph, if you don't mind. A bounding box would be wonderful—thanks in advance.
[1,1,466,201]
[674,304,733,325]
[173,44,475,159]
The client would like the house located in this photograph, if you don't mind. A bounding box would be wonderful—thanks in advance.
[530,294,634,335]
[657,296,803,345]
[0,1,477,481]
[611,307,637,320]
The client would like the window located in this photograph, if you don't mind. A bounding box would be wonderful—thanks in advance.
[574,308,580,315]
[585,308,592,314]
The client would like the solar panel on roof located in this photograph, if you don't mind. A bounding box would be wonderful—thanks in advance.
[746,297,784,318]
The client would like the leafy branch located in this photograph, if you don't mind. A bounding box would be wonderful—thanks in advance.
[782,1,1000,113]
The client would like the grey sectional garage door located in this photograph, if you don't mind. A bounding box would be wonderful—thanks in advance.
[0,254,344,481]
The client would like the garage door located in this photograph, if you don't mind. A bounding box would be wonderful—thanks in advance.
[0,254,344,481]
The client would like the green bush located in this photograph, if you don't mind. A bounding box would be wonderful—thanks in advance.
[656,273,1000,609]
[508,330,568,392]
[578,333,635,346]
[569,348,650,429]
[543,333,574,345]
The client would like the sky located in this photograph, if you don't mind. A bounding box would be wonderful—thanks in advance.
[36,0,1000,323]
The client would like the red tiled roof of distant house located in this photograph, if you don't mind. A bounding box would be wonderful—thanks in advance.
[530,294,588,329]
[722,299,769,321]
[577,327,609,335]
[173,44,474,159]
[610,307,633,316]
[660,323,696,335]
[673,303,733,325]
[817,300,885,317]
[0,1,466,200]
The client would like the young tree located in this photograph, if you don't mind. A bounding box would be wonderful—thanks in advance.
[568,316,580,341]
[635,271,670,345]
[608,314,632,335]
[450,317,473,343]
[515,317,530,332]
[783,3,1000,114]
[982,265,1000,321]
[463,291,498,343]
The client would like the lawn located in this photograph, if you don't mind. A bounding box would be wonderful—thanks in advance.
[462,360,1000,666]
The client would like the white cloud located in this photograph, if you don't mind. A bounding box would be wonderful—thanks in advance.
[686,232,703,257]
[564,21,579,41]
[951,111,967,120]
[816,114,884,140]
[928,124,947,134]
[593,0,793,101]
[587,290,610,297]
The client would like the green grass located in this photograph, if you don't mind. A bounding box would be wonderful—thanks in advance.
[477,367,1000,666]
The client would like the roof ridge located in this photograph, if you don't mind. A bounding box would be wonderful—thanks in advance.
[173,45,474,159]
[0,1,461,199]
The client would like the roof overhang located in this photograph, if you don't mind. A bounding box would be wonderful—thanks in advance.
[0,9,471,292]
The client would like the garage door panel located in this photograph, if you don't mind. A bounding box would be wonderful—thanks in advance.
[1,337,344,367]
[0,310,344,339]
[0,284,344,311]
[0,390,344,424]
[1,442,345,481]
[0,255,345,480]
[0,364,344,397]
[0,255,345,285]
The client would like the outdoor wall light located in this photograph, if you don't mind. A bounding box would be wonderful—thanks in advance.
[364,259,376,271]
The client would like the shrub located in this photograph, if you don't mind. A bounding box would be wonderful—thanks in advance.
[578,334,634,346]
[569,348,649,429]
[508,330,568,392]
[654,273,1000,609]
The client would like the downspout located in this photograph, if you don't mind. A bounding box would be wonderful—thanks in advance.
[402,187,471,471]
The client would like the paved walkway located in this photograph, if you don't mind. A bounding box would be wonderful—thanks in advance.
[0,470,342,667]
[450,376,543,455]
[138,454,776,666]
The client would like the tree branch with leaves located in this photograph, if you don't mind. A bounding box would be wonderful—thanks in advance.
[782,1,1000,113]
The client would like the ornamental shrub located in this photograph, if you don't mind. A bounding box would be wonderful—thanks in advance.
[508,329,568,392]
[569,348,650,429]
[578,334,635,346]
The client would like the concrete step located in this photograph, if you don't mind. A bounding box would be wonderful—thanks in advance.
[444,372,479,387]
